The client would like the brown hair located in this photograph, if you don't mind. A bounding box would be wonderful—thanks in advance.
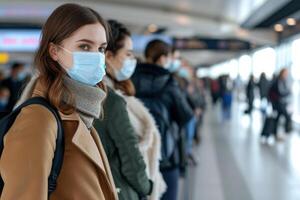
[145,39,171,63]
[279,68,288,79]
[34,3,109,113]
[106,20,135,96]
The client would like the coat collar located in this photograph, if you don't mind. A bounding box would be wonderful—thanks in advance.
[32,80,109,176]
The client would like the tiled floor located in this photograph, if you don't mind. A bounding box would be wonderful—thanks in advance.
[182,101,300,200]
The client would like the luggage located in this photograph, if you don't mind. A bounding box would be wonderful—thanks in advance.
[261,116,276,138]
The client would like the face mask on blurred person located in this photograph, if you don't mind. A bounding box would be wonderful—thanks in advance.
[17,71,27,81]
[164,59,172,69]
[177,68,190,79]
[167,59,181,73]
[0,98,8,110]
[58,46,106,86]
[115,58,137,81]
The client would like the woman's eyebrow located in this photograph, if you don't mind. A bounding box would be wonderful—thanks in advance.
[76,39,94,44]
[76,39,107,46]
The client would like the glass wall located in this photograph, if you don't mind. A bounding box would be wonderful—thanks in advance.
[238,55,252,82]
[291,39,300,81]
[252,47,276,79]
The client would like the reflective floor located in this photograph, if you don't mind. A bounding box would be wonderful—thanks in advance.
[181,100,300,200]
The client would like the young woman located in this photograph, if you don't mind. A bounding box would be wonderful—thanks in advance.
[0,4,118,200]
[94,20,164,200]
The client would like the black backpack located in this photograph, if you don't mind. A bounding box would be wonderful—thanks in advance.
[0,97,64,197]
[138,80,176,168]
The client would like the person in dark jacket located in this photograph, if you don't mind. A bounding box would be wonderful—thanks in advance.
[210,79,220,105]
[269,68,292,140]
[258,73,270,115]
[220,75,233,120]
[244,75,255,114]
[0,86,10,118]
[131,39,193,200]
[1,62,27,111]
[258,73,270,100]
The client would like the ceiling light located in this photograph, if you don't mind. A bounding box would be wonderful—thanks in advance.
[148,24,158,33]
[274,24,284,32]
[287,18,296,26]
[176,15,191,26]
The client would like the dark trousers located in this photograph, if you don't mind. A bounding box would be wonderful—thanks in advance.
[161,168,180,200]
[245,98,254,113]
[273,102,291,136]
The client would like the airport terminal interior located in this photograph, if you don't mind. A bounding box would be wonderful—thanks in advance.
[0,0,300,200]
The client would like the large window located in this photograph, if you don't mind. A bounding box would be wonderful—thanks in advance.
[238,55,252,82]
[291,39,300,81]
[252,47,276,79]
[276,43,292,72]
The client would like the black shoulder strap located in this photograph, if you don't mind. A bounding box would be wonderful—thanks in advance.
[0,97,64,197]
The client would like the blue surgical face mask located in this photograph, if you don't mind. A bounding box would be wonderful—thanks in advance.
[168,59,181,73]
[0,98,8,110]
[17,71,27,81]
[177,68,190,79]
[59,46,106,86]
[115,58,137,81]
[164,59,172,69]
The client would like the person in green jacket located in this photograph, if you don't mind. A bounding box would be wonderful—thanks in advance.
[94,20,153,200]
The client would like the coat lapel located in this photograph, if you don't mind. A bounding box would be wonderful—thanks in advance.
[59,112,106,172]
[90,128,118,198]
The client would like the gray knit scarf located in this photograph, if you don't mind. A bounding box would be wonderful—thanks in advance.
[63,76,106,129]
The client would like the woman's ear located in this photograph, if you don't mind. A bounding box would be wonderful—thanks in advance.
[105,50,115,68]
[105,50,114,61]
[105,50,115,75]
[49,43,59,61]
[156,55,166,67]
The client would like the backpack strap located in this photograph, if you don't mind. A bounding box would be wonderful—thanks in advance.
[0,97,64,197]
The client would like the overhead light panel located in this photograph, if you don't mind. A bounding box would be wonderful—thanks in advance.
[274,24,284,32]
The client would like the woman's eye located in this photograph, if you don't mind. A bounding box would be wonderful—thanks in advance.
[98,47,106,53]
[127,52,134,58]
[79,44,90,51]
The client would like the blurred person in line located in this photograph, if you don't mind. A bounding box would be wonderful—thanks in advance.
[234,75,243,101]
[1,62,28,111]
[244,75,255,115]
[210,78,220,105]
[0,71,5,83]
[132,40,193,200]
[167,49,190,169]
[268,68,292,140]
[178,66,205,161]
[0,86,10,118]
[94,20,161,200]
[220,75,233,120]
[169,52,203,163]
[258,73,270,114]
[0,4,119,199]
[193,78,206,144]
[175,66,198,165]
[166,51,198,172]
